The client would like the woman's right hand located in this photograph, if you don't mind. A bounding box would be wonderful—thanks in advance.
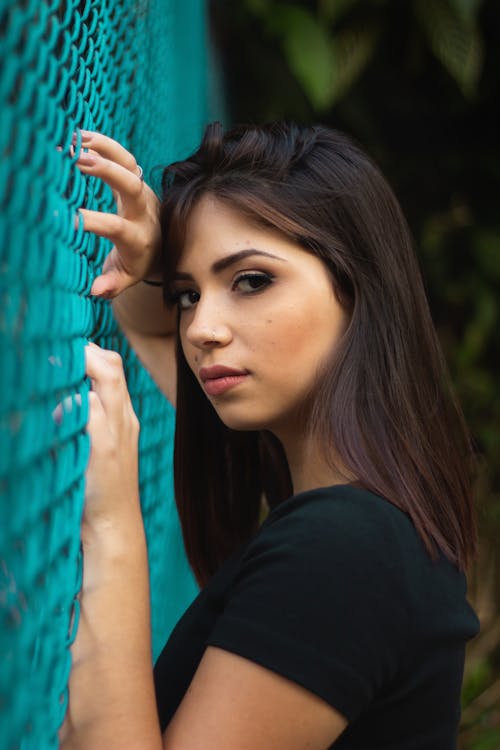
[82,342,142,541]
[75,130,162,298]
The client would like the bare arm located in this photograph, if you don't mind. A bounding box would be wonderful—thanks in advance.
[61,521,162,750]
[60,344,162,750]
[112,281,176,337]
[163,647,347,750]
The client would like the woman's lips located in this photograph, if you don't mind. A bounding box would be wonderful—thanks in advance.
[199,366,249,396]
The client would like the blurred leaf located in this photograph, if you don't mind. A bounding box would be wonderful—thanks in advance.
[330,26,380,103]
[458,368,496,401]
[318,0,359,24]
[243,2,379,110]
[462,658,492,707]
[265,5,379,110]
[413,0,484,96]
[457,288,497,367]
[448,0,484,22]
[244,0,272,15]
[474,231,500,281]
[462,727,500,750]
[271,6,336,110]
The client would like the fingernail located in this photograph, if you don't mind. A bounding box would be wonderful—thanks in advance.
[77,153,96,165]
[80,129,93,140]
[52,403,63,425]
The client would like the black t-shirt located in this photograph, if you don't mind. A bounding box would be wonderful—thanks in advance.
[154,485,479,748]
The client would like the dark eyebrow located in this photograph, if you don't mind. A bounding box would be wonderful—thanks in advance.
[173,249,287,281]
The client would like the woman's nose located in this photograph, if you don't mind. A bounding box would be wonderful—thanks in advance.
[185,302,232,348]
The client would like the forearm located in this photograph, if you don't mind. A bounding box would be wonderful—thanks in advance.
[61,514,163,750]
[112,280,176,337]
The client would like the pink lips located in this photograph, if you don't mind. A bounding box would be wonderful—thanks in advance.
[199,365,248,396]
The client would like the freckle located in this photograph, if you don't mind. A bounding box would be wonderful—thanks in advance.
[266,319,272,324]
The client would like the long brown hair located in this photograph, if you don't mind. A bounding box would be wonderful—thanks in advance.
[160,122,477,587]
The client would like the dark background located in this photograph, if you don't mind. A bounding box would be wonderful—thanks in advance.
[210,1,500,745]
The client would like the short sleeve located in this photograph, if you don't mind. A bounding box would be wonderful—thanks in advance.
[206,488,412,721]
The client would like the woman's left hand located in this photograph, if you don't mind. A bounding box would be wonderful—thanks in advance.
[82,342,142,542]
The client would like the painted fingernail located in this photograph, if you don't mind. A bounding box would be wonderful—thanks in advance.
[52,403,63,425]
[77,153,96,165]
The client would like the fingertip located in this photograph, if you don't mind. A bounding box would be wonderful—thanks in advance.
[90,278,116,299]
[90,277,104,296]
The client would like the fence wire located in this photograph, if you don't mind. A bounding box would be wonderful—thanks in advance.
[0,1,210,746]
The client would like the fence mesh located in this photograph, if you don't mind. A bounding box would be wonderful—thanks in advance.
[0,1,212,747]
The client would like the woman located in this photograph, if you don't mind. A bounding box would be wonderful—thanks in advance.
[62,123,479,749]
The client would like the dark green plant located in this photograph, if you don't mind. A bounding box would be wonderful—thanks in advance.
[243,0,484,110]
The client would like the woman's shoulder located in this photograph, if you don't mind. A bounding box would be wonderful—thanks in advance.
[263,483,416,549]
[257,483,469,597]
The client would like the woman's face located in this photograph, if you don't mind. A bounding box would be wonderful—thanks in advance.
[171,195,348,440]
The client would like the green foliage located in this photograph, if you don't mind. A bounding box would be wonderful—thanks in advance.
[268,6,336,110]
[245,1,379,110]
[318,0,359,25]
[468,731,500,750]
[462,659,492,706]
[244,0,484,109]
[414,0,484,96]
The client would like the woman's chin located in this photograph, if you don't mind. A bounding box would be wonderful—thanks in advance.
[211,404,270,433]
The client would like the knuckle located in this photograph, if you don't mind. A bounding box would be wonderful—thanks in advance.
[109,214,126,239]
[125,155,138,173]
[128,177,143,199]
[108,369,123,388]
[106,350,123,368]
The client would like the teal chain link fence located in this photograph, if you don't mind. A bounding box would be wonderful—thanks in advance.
[0,1,217,747]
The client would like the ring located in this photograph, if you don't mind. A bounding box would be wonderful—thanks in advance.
[137,165,144,181]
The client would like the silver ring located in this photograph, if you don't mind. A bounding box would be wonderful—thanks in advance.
[137,165,144,182]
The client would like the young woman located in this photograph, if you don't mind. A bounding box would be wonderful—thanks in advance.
[62,123,479,750]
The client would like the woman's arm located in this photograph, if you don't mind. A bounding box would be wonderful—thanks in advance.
[162,647,347,750]
[112,282,175,337]
[62,521,162,750]
[60,344,163,750]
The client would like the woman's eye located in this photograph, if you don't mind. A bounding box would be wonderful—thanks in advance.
[233,273,273,293]
[176,290,200,310]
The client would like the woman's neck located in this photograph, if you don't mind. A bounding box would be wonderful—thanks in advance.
[279,432,352,495]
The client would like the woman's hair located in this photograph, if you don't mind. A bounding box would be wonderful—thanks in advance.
[160,121,477,587]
